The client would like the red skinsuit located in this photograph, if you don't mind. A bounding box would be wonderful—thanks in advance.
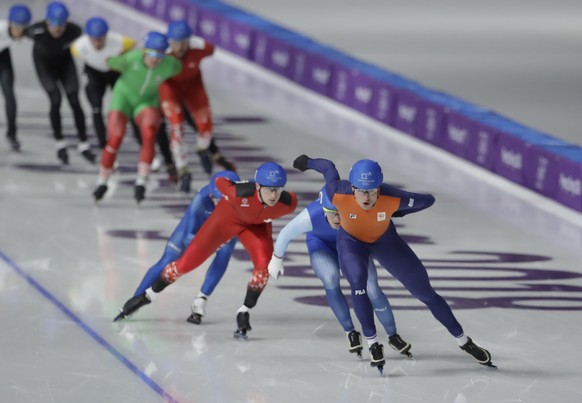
[161,178,298,292]
[159,38,214,169]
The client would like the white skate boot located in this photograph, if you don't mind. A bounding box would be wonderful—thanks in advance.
[187,296,207,324]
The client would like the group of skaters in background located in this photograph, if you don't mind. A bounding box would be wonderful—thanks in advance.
[2,2,496,374]
[1,1,235,202]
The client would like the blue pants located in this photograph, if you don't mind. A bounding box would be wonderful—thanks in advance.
[310,247,397,335]
[337,224,463,339]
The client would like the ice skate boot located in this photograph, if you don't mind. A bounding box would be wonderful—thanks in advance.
[233,312,252,340]
[93,184,108,202]
[113,292,151,322]
[151,156,162,172]
[179,171,192,193]
[197,149,213,176]
[213,152,236,172]
[78,143,96,164]
[388,334,412,357]
[347,330,363,358]
[134,184,146,204]
[57,147,69,165]
[7,135,21,152]
[187,296,207,324]
[369,342,385,375]
[460,337,495,367]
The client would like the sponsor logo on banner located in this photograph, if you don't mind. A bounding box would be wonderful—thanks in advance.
[141,0,154,9]
[477,131,490,164]
[335,71,348,99]
[235,34,250,50]
[501,147,523,170]
[448,125,468,145]
[272,51,289,67]
[169,5,185,20]
[200,20,216,36]
[535,156,549,190]
[559,173,581,196]
[425,109,437,139]
[155,0,166,17]
[376,88,390,119]
[398,104,416,122]
[355,86,372,104]
[313,68,330,85]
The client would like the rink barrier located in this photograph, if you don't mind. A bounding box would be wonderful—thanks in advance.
[115,0,582,213]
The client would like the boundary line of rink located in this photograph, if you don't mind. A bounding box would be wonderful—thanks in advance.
[0,251,181,403]
[80,0,582,228]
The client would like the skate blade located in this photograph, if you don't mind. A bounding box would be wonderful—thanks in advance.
[187,313,202,325]
[113,311,125,322]
[233,329,248,340]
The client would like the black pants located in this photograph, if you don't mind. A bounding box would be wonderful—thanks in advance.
[0,48,16,139]
[84,65,119,148]
[33,54,86,142]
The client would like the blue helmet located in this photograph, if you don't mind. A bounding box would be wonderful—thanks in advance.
[143,31,168,52]
[209,170,240,200]
[46,1,69,26]
[85,17,108,38]
[167,20,192,41]
[8,4,32,25]
[319,187,337,212]
[254,162,287,187]
[348,159,383,190]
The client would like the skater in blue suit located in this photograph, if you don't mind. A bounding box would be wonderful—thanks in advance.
[268,187,412,358]
[133,170,240,324]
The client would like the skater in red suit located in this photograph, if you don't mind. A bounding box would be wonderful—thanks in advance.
[159,20,236,193]
[114,161,298,338]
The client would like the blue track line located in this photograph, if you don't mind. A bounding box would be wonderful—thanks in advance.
[0,250,180,403]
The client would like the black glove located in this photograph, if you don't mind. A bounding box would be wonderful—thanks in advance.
[293,154,310,172]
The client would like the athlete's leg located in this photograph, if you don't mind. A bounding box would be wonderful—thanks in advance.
[309,248,355,332]
[373,224,463,337]
[134,248,180,296]
[336,227,377,339]
[366,259,397,336]
[0,49,17,146]
[60,59,87,143]
[134,107,161,181]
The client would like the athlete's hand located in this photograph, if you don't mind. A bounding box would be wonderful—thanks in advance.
[293,154,310,172]
[268,254,284,279]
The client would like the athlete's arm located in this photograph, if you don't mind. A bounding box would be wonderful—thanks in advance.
[273,208,312,258]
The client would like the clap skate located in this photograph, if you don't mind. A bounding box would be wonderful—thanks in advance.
[197,149,213,176]
[93,184,108,202]
[213,152,236,172]
[113,292,151,322]
[7,135,21,152]
[347,330,363,358]
[388,334,412,357]
[57,147,69,165]
[179,171,192,193]
[233,312,252,340]
[187,296,207,324]
[369,342,385,375]
[134,184,146,204]
[460,337,496,368]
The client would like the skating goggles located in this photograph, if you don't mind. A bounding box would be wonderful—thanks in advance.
[144,49,166,59]
[322,206,338,214]
[353,187,378,196]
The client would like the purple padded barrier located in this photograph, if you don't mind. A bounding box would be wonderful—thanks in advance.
[197,6,224,44]
[466,121,499,170]
[492,131,529,185]
[133,0,156,16]
[553,150,582,211]
[218,17,255,58]
[293,47,334,96]
[264,36,295,78]
[524,145,569,198]
[392,87,421,136]
[415,97,447,146]
[369,80,400,126]
[350,70,375,115]
[329,60,355,106]
[163,0,199,27]
[118,0,139,8]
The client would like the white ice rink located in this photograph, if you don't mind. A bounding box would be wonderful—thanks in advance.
[1,1,582,402]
